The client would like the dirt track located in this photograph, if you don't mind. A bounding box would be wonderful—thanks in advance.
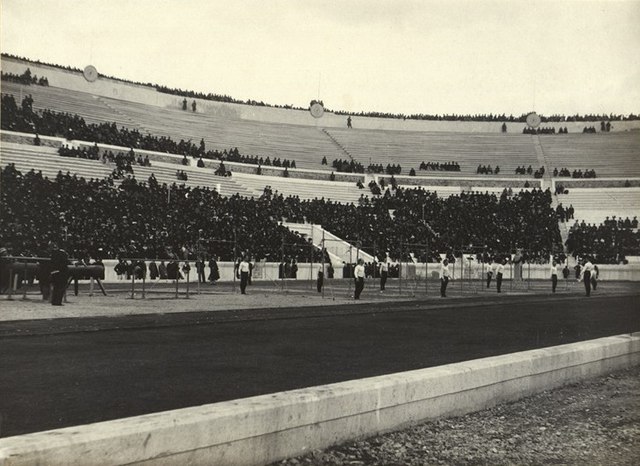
[0,283,638,438]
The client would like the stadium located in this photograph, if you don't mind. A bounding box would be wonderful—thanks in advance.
[0,1,639,465]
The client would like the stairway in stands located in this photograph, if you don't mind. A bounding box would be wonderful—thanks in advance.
[321,128,352,160]
[531,134,570,257]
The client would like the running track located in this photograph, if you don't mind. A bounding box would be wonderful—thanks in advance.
[0,293,638,437]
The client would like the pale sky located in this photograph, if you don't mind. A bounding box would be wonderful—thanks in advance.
[1,0,639,116]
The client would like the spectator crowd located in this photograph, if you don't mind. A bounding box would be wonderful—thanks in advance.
[420,161,460,172]
[1,68,49,86]
[1,164,576,266]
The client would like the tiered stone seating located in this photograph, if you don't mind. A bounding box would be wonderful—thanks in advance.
[0,143,113,180]
[1,81,133,127]
[0,141,254,196]
[540,133,640,177]
[232,172,366,204]
[324,128,540,176]
[557,188,640,225]
[1,82,344,171]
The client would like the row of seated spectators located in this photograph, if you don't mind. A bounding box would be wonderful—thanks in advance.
[365,163,402,175]
[1,68,49,86]
[331,158,365,174]
[522,127,568,134]
[420,161,460,172]
[331,108,640,122]
[222,146,296,168]
[1,164,566,265]
[515,165,547,178]
[476,164,500,175]
[566,220,640,263]
[553,167,597,178]
[603,216,638,229]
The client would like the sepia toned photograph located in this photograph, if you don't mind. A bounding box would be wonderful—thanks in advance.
[0,1,639,464]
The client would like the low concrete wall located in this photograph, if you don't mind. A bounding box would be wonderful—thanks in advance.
[1,334,638,466]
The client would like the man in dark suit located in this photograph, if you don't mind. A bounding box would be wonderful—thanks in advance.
[50,244,69,306]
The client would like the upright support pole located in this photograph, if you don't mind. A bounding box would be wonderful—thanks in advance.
[186,270,190,299]
[399,241,403,297]
[281,232,285,292]
[6,268,14,301]
[130,272,135,299]
[460,250,464,293]
[142,275,146,299]
[321,230,326,299]
[425,243,428,295]
[174,278,179,299]
[22,261,28,300]
[309,243,314,290]
[233,229,238,294]
[89,277,94,297]
[348,244,353,297]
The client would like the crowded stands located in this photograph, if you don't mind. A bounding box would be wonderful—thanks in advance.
[1,164,570,265]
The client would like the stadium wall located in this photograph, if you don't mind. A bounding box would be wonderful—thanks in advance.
[4,57,640,133]
[1,333,638,466]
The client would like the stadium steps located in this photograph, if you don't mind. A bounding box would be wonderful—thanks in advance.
[232,172,366,204]
[557,188,640,225]
[283,222,375,266]
[5,82,639,181]
[538,133,640,177]
[325,127,540,176]
[1,82,137,128]
[97,96,346,171]
[0,143,115,180]
[0,142,255,196]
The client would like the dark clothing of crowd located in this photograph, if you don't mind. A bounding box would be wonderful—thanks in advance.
[1,164,566,266]
[1,68,49,86]
[552,167,597,179]
[420,161,460,172]
[566,219,640,264]
[332,158,365,174]
[476,164,500,175]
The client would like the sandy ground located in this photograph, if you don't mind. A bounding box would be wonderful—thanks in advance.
[1,279,638,322]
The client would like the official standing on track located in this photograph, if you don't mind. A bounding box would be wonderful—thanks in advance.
[440,259,450,297]
[354,258,365,300]
[579,257,594,297]
[239,255,251,294]
[496,258,505,293]
[379,258,389,292]
[550,260,559,293]
[50,244,69,306]
[487,258,497,288]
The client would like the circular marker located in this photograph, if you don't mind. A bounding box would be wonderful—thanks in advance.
[83,65,98,83]
[526,112,541,128]
[310,102,325,119]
